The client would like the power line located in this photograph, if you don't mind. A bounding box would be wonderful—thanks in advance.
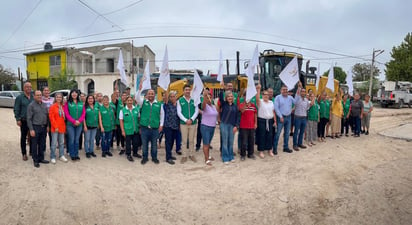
[102,0,144,16]
[76,0,124,31]
[0,0,43,48]
[0,34,374,62]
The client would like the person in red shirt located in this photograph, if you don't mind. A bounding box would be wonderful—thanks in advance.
[238,91,257,161]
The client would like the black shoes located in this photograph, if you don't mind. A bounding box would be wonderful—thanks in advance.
[293,146,300,151]
[102,152,106,158]
[283,149,293,153]
[33,162,40,168]
[170,156,177,160]
[152,159,160,164]
[365,131,369,135]
[166,159,175,165]
[195,146,200,151]
[106,152,113,157]
[119,150,125,155]
[86,153,91,158]
[132,153,142,158]
[127,155,134,162]
[39,160,50,164]
[176,151,182,155]
[141,158,148,165]
[90,152,97,157]
[240,156,246,161]
[298,145,307,149]
[247,155,256,160]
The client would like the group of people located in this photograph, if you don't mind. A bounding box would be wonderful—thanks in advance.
[14,80,373,168]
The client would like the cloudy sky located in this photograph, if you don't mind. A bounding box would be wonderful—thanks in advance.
[0,0,410,80]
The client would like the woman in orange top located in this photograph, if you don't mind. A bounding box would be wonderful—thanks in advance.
[49,93,68,163]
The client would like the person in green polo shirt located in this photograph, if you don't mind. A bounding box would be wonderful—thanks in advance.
[177,84,200,164]
[120,96,141,162]
[317,92,330,142]
[306,92,319,146]
[136,85,164,165]
[83,94,99,158]
[99,95,115,157]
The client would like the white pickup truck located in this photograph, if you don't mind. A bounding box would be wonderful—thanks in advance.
[378,81,412,108]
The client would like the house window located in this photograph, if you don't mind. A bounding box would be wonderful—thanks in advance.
[49,55,61,76]
[139,58,144,69]
[107,58,114,72]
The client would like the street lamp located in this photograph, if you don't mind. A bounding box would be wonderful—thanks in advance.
[369,49,384,96]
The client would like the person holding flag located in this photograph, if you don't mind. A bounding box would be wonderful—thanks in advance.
[177,84,200,164]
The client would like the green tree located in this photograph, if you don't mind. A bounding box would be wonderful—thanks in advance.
[48,69,78,91]
[385,32,412,82]
[323,66,347,84]
[0,64,17,89]
[352,63,380,81]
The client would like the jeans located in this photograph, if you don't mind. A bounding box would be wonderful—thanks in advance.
[273,115,291,153]
[20,120,31,156]
[164,127,178,160]
[84,128,97,153]
[31,125,47,162]
[141,127,159,160]
[176,129,182,152]
[240,128,255,157]
[220,123,234,162]
[66,124,83,157]
[293,116,307,146]
[125,133,140,156]
[51,132,65,159]
[102,131,112,152]
[353,116,361,135]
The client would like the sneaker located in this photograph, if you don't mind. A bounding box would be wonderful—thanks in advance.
[231,159,236,163]
[166,159,175,165]
[224,162,230,165]
[180,157,187,164]
[141,158,148,165]
[59,156,68,162]
[189,155,197,163]
[127,155,134,162]
[51,158,56,164]
[240,156,246,161]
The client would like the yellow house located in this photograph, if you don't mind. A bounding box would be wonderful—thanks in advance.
[24,44,67,90]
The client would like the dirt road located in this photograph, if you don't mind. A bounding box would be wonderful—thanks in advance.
[0,107,411,225]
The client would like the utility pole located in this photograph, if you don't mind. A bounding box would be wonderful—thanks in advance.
[369,49,384,96]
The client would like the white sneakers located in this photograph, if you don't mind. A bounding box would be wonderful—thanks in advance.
[51,158,56,164]
[59,156,68,162]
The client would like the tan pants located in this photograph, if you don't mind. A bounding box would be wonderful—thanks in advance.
[330,114,341,134]
[181,124,196,157]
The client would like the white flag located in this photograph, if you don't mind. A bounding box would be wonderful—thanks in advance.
[158,46,170,90]
[141,60,152,91]
[191,69,204,106]
[117,49,128,86]
[245,45,259,102]
[316,63,321,90]
[217,49,224,83]
[279,56,299,91]
[346,70,354,96]
[326,64,335,92]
